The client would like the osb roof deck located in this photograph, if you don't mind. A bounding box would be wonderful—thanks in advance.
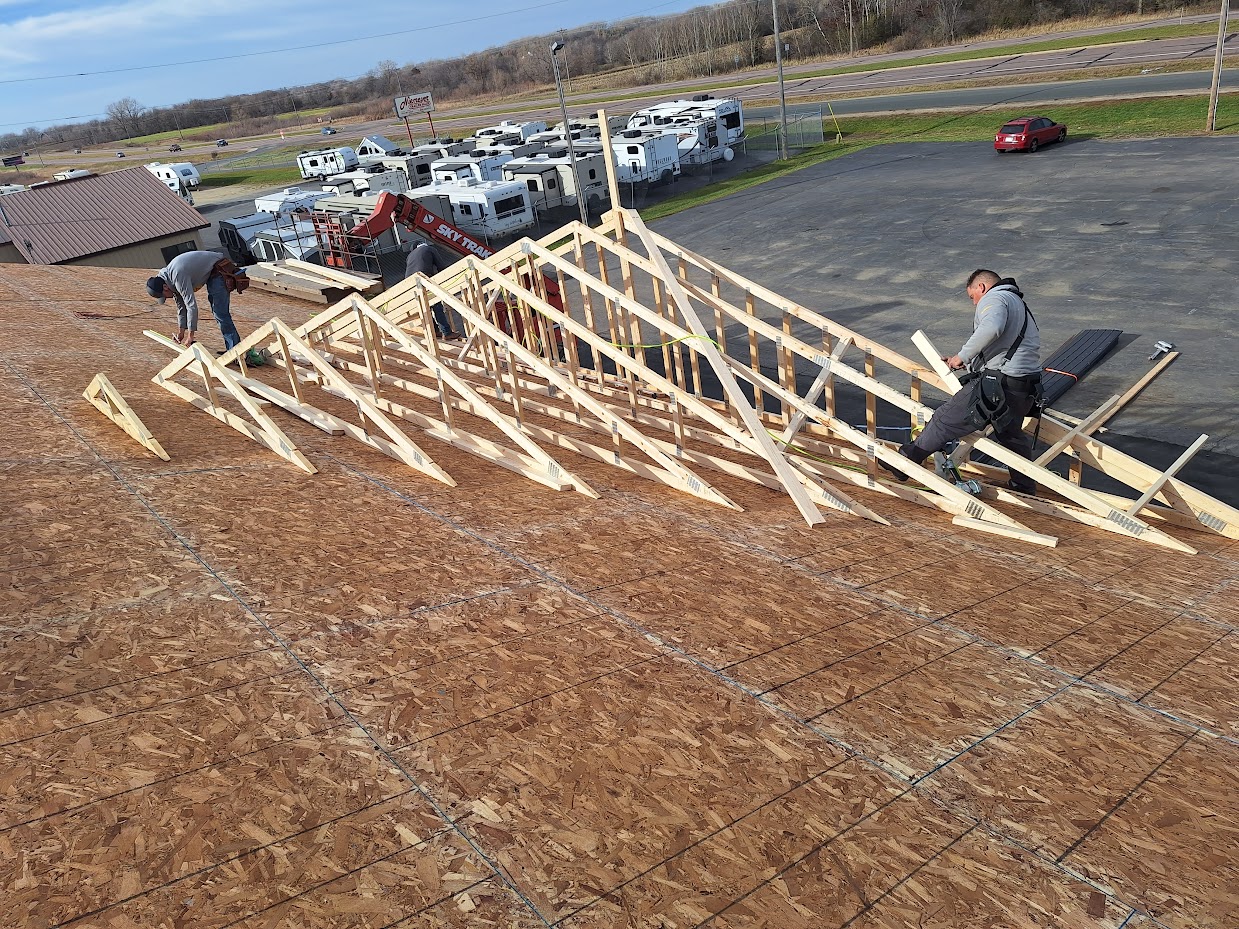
[1,263,1235,929]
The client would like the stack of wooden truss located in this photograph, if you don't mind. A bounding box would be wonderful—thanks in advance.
[144,208,1237,554]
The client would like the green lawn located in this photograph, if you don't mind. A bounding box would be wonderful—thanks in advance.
[197,165,302,187]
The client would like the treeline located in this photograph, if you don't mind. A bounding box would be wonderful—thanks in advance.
[1,0,1200,152]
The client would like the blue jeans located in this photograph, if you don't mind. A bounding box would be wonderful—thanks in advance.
[206,274,241,349]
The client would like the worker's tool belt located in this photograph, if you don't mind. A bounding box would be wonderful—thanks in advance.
[212,258,250,295]
[963,370,1015,432]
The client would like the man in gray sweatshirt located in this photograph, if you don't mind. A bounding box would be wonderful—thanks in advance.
[146,250,243,351]
[885,268,1042,494]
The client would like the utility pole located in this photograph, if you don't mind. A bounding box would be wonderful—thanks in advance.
[772,0,789,160]
[1206,0,1230,131]
[551,41,590,227]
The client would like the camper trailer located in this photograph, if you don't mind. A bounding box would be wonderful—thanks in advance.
[0,184,26,196]
[355,135,402,164]
[502,151,608,213]
[656,118,732,166]
[321,169,407,197]
[166,162,202,188]
[609,130,681,184]
[431,151,513,184]
[297,147,360,180]
[411,138,472,160]
[144,163,196,204]
[249,218,321,262]
[627,95,744,145]
[217,212,278,265]
[374,153,437,190]
[476,120,548,142]
[417,179,535,238]
[51,169,93,181]
[253,187,332,216]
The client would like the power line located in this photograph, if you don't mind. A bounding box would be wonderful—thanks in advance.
[0,0,694,86]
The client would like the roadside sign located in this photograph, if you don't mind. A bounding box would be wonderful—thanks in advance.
[393,93,435,119]
[2,155,24,167]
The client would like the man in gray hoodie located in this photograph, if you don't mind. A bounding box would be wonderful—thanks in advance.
[885,268,1042,494]
[146,250,244,351]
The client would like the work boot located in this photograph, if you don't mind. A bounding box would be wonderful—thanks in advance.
[1007,477,1037,496]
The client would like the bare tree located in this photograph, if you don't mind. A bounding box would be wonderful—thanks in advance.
[106,97,144,141]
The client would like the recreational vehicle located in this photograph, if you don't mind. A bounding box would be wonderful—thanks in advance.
[253,187,333,216]
[355,135,403,163]
[374,153,437,190]
[416,179,535,238]
[502,151,608,213]
[51,169,93,181]
[297,147,360,180]
[249,219,321,262]
[431,151,513,184]
[609,130,681,184]
[217,212,278,265]
[656,118,733,166]
[476,120,547,142]
[0,184,26,196]
[411,138,473,160]
[627,95,744,145]
[321,169,407,197]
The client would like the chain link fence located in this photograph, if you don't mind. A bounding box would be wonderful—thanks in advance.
[745,106,827,153]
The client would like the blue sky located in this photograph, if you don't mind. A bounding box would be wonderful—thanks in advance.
[0,0,707,133]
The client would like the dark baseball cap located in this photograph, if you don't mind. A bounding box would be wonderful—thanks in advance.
[146,276,167,302]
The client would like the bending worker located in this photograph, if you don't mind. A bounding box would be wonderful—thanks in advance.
[403,242,460,339]
[145,250,249,353]
[884,268,1042,495]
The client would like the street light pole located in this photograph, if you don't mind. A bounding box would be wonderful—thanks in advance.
[551,41,590,227]
[1206,0,1230,131]
[771,0,790,160]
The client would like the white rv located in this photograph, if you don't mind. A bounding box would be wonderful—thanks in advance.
[144,163,195,204]
[217,211,278,264]
[610,130,681,184]
[51,169,93,181]
[627,95,744,146]
[656,118,733,166]
[321,169,407,197]
[249,218,321,262]
[166,162,201,188]
[374,153,437,190]
[476,120,548,142]
[431,151,513,184]
[355,135,403,164]
[412,138,473,160]
[297,147,360,180]
[253,187,332,216]
[0,184,26,196]
[417,179,535,238]
[502,151,608,213]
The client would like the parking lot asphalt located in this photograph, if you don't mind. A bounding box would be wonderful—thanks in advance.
[651,135,1239,504]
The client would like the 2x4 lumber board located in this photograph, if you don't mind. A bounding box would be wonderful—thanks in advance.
[909,331,1194,553]
[619,211,827,527]
[642,227,949,390]
[1093,350,1180,430]
[284,258,383,292]
[779,337,853,447]
[417,274,739,509]
[1034,396,1123,466]
[269,319,456,487]
[242,274,333,304]
[82,373,170,461]
[596,108,624,221]
[951,516,1059,547]
[344,296,596,498]
[249,262,348,289]
[150,342,316,474]
[1125,434,1209,518]
[722,349,1029,531]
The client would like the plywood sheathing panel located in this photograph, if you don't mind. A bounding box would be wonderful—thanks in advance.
[1,262,1236,928]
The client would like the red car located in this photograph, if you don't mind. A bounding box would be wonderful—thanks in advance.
[994,116,1067,153]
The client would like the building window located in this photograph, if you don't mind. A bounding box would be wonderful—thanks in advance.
[526,179,540,191]
[160,240,195,263]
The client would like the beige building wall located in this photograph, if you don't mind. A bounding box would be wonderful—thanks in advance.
[65,231,205,269]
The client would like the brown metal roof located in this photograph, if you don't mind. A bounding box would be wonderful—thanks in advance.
[0,167,207,264]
